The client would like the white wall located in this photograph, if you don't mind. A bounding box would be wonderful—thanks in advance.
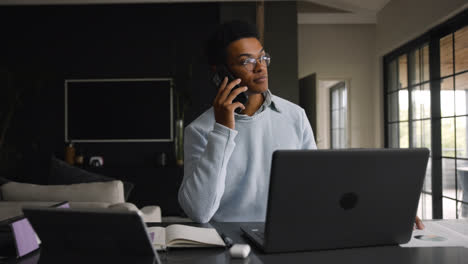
[377,0,468,56]
[373,0,468,147]
[298,1,467,148]
[298,24,376,148]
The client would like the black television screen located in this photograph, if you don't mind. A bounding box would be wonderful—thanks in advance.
[65,78,173,142]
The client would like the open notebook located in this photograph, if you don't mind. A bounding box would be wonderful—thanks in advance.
[147,224,226,250]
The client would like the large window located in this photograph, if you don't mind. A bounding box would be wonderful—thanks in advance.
[439,25,468,219]
[386,45,432,219]
[384,9,468,219]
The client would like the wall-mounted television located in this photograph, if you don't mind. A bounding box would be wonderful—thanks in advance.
[65,78,173,143]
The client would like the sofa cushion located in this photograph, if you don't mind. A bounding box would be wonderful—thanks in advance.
[0,201,113,222]
[0,201,60,222]
[0,176,11,201]
[0,176,9,185]
[49,157,134,201]
[1,181,125,204]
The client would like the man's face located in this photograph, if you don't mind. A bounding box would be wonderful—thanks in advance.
[225,37,268,94]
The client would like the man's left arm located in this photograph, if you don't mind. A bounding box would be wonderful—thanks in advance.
[415,216,425,230]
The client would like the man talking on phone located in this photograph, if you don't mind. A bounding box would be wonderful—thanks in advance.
[178,20,315,223]
[177,20,424,229]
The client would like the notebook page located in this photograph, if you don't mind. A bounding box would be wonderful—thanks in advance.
[400,221,468,248]
[147,226,166,250]
[165,224,225,247]
[434,220,468,236]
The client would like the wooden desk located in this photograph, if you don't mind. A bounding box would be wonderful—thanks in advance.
[7,221,468,264]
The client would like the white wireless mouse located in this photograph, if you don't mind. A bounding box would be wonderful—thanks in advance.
[229,244,251,258]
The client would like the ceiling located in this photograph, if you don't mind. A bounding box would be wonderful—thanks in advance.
[298,0,391,24]
[0,0,259,4]
[0,0,391,9]
[315,0,391,12]
[318,80,342,90]
[0,0,392,24]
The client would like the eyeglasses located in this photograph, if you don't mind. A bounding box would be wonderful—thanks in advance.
[241,53,271,72]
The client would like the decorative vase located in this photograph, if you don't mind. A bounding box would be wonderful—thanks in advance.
[65,142,76,165]
[175,118,184,166]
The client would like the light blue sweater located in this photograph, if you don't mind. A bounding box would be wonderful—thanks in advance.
[178,93,317,223]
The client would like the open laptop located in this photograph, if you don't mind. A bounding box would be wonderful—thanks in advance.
[22,207,160,263]
[241,148,430,253]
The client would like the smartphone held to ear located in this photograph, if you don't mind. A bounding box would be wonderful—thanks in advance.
[212,65,248,114]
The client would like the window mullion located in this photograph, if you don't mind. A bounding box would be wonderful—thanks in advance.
[429,36,443,219]
[452,33,459,219]
[408,53,413,148]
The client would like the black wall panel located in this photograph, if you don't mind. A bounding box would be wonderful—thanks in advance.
[0,3,219,183]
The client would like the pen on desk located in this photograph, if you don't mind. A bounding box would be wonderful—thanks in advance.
[221,233,234,248]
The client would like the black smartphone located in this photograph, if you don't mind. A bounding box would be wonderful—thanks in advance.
[211,65,248,114]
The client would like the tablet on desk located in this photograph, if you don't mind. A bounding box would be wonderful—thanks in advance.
[22,207,161,263]
[0,201,69,259]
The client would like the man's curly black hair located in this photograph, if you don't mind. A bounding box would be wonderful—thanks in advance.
[206,20,259,66]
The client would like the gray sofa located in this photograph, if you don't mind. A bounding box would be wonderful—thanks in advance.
[0,180,161,222]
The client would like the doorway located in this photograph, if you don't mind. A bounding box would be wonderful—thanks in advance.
[316,79,349,149]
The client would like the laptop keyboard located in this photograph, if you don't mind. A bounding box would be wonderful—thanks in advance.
[251,228,265,241]
[254,230,265,240]
[241,223,266,244]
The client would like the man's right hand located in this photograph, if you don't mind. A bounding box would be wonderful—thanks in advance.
[213,77,247,130]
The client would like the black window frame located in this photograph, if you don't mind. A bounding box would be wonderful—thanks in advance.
[383,8,468,219]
